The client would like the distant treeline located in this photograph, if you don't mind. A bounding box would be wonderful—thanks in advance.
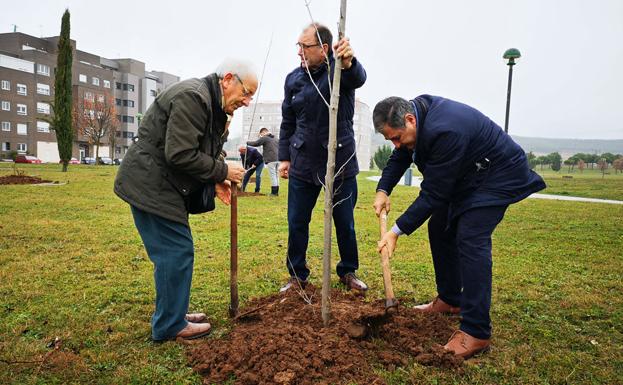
[527,151,623,174]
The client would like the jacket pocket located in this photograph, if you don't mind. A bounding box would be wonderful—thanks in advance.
[290,138,305,169]
[335,135,357,170]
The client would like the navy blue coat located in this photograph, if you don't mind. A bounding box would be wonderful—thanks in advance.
[377,95,546,235]
[279,55,367,184]
[241,146,263,169]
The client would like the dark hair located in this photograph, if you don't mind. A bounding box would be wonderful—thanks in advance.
[259,127,268,134]
[372,96,413,133]
[307,23,333,51]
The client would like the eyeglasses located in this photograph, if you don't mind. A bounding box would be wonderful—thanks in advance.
[296,42,321,50]
[234,74,253,100]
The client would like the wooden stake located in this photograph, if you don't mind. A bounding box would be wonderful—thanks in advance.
[321,0,348,326]
[229,182,239,318]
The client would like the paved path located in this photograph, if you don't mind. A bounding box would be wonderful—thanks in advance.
[365,176,623,205]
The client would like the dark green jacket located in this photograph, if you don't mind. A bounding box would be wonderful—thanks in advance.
[114,74,229,225]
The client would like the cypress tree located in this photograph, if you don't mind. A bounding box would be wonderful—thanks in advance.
[53,9,73,172]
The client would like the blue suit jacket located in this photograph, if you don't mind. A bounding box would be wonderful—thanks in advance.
[377,95,546,235]
[279,56,367,184]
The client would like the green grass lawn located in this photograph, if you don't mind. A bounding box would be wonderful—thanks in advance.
[1,164,622,384]
[535,168,623,201]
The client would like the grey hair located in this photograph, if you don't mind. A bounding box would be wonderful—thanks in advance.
[215,58,257,80]
[372,96,414,133]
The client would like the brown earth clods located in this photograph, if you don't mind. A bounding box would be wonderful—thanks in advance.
[0,174,52,185]
[188,285,464,385]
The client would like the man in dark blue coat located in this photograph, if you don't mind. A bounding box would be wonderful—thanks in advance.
[239,145,264,193]
[373,95,545,358]
[277,23,367,293]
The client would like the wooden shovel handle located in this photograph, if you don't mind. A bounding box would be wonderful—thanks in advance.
[379,209,396,302]
[229,182,239,318]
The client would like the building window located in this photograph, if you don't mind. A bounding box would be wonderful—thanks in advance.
[37,64,50,76]
[149,89,157,97]
[37,83,50,95]
[2,142,9,151]
[97,94,105,103]
[17,143,27,152]
[116,82,121,90]
[79,74,87,83]
[1,80,9,90]
[92,77,100,86]
[127,84,134,92]
[115,98,121,106]
[103,80,111,88]
[16,84,27,96]
[1,101,9,111]
[17,104,27,116]
[37,102,50,114]
[121,115,135,123]
[17,123,27,135]
[37,121,50,133]
[123,100,135,107]
[84,92,94,102]
[1,121,10,131]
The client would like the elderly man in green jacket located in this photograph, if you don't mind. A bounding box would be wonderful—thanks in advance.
[114,59,257,341]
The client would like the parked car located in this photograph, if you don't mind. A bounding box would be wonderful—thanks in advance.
[81,157,96,165]
[113,158,122,165]
[98,157,113,165]
[59,158,80,164]
[15,155,42,164]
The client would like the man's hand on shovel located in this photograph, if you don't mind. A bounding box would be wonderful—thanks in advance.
[377,208,399,314]
[216,181,232,205]
[377,229,398,257]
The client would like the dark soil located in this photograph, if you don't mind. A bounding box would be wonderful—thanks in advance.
[188,285,463,385]
[0,174,52,185]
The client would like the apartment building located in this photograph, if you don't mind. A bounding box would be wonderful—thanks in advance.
[241,98,373,171]
[0,32,179,162]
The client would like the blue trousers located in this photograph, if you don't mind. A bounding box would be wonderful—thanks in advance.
[131,206,193,341]
[242,162,264,192]
[428,205,508,340]
[286,176,359,281]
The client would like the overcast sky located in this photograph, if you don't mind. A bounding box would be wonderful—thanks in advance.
[2,0,622,140]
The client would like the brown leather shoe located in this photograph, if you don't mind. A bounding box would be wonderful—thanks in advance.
[176,322,212,340]
[443,330,490,359]
[414,296,460,314]
[185,313,207,323]
[339,273,368,292]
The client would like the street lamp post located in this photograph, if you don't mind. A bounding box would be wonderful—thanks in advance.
[503,48,521,134]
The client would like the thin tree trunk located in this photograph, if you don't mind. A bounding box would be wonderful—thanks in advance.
[322,0,347,326]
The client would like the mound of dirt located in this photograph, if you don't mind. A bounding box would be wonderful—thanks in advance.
[0,174,52,185]
[188,285,463,385]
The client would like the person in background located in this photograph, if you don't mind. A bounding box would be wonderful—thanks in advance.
[239,145,264,193]
[247,127,280,195]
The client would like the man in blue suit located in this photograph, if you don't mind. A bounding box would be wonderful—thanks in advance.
[277,23,368,293]
[373,95,545,358]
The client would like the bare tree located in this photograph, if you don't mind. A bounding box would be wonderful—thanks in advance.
[597,158,608,178]
[321,0,347,326]
[613,157,623,174]
[74,92,119,162]
[577,159,586,173]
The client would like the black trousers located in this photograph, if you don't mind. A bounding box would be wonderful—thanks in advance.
[428,204,508,339]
